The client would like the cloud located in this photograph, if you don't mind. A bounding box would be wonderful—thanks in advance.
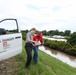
[26,4,41,10]
[52,6,62,11]
[0,0,76,32]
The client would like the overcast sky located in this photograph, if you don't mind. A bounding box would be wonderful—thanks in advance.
[0,0,76,32]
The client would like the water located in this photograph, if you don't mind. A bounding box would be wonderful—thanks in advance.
[39,46,76,68]
[39,36,76,68]
[43,36,67,42]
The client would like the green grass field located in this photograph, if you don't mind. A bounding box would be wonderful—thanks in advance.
[15,41,76,75]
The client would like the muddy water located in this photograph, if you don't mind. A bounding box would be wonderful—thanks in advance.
[39,46,76,68]
[43,36,67,42]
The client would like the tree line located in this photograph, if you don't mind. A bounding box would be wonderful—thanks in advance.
[42,30,75,36]
[21,30,76,45]
[21,29,76,55]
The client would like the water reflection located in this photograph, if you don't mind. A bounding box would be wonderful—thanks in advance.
[39,46,76,68]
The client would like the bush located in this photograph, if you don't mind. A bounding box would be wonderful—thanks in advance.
[44,39,76,56]
[59,42,72,52]
[49,41,59,49]
[67,33,76,46]
[21,32,26,40]
[44,40,51,47]
[56,41,65,51]
[65,47,76,56]
[74,45,76,48]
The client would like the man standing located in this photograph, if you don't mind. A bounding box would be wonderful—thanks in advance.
[25,28,36,68]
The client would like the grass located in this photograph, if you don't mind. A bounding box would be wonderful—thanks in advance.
[15,41,76,75]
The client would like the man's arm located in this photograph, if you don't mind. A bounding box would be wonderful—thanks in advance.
[27,38,35,43]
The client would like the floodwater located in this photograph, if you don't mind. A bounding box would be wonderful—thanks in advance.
[39,36,76,68]
[39,46,76,68]
[43,36,67,42]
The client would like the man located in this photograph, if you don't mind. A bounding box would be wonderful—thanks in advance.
[33,32,44,64]
[25,28,36,68]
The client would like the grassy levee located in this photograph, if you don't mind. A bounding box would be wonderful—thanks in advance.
[15,41,76,75]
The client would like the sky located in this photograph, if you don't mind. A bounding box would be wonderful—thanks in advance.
[0,0,76,32]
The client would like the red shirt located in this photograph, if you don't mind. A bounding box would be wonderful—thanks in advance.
[33,36,43,43]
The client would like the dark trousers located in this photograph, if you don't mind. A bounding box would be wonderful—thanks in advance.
[25,43,33,67]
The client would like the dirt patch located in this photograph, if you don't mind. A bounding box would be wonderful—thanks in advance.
[0,57,19,75]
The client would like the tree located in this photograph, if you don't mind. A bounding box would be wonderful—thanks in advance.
[53,30,59,35]
[59,31,64,36]
[48,30,59,36]
[42,30,48,35]
[63,30,71,36]
[48,30,54,36]
[67,32,76,46]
